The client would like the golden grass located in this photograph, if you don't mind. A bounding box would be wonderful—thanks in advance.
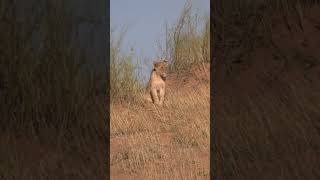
[110,3,210,178]
[111,81,210,179]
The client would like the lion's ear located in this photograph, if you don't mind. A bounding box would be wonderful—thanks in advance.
[164,60,169,67]
[154,61,161,67]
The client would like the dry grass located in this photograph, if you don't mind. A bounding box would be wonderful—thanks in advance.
[159,1,210,73]
[111,70,210,179]
[110,26,142,103]
[110,1,210,179]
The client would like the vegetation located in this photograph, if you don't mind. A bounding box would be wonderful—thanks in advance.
[110,1,210,103]
[110,1,210,179]
[110,26,142,103]
[159,1,210,73]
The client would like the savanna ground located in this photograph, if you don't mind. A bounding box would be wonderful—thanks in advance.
[111,64,210,180]
[110,2,210,179]
[213,0,320,179]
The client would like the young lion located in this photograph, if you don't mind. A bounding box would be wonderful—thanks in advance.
[146,59,169,106]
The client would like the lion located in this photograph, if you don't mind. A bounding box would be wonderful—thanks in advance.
[145,59,169,106]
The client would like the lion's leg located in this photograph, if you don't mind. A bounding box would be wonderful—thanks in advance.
[151,88,160,105]
[159,88,165,106]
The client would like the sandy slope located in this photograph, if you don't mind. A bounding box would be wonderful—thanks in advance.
[110,63,210,180]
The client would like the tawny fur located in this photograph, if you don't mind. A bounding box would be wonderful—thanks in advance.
[145,60,168,106]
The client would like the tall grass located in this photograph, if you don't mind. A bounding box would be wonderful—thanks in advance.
[110,1,210,103]
[110,1,210,179]
[0,1,107,179]
[160,1,210,73]
[110,26,142,103]
[111,77,210,179]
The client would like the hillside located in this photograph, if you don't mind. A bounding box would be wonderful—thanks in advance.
[110,63,210,180]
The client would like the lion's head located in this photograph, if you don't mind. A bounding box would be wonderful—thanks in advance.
[153,59,168,80]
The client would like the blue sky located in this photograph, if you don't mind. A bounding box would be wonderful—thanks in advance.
[111,0,209,81]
